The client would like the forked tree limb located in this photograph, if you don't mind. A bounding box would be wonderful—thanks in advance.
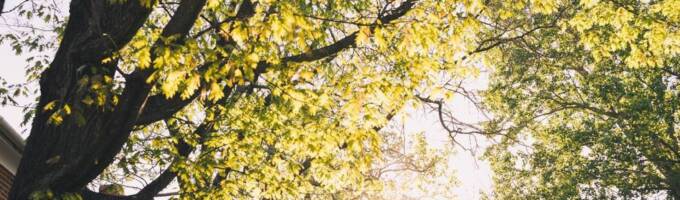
[9,0,208,199]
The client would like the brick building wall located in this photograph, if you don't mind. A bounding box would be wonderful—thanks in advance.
[0,165,12,200]
[0,117,23,200]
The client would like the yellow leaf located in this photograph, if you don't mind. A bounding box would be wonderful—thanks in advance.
[82,96,94,105]
[299,70,314,80]
[181,73,201,99]
[44,100,57,111]
[356,27,371,46]
[63,104,71,115]
[374,27,387,49]
[247,53,260,63]
[209,82,224,101]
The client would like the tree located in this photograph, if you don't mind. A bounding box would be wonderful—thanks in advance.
[1,0,481,199]
[477,0,680,199]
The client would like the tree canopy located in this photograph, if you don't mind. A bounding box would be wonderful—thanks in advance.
[479,0,680,199]
[1,0,474,199]
[1,0,679,199]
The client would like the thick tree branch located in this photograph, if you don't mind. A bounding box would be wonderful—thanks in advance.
[252,0,418,82]
[80,0,210,195]
[137,0,416,126]
[135,0,256,126]
[135,93,200,126]
[129,123,196,199]
[211,1,418,187]
[10,0,158,198]
[287,0,416,63]
[193,0,255,38]
[85,2,418,196]
[13,1,210,199]
[80,119,213,200]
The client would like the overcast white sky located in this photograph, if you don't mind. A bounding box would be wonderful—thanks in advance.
[0,0,494,198]
[0,44,34,134]
[405,77,494,199]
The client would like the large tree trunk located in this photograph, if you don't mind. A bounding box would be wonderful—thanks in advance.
[9,0,209,198]
[0,0,5,15]
[669,177,680,200]
[8,1,154,199]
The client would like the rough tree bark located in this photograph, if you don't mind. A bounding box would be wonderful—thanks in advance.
[0,0,5,15]
[8,0,207,199]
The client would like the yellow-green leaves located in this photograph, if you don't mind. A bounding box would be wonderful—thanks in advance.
[530,0,559,14]
[206,0,221,9]
[43,100,57,111]
[208,81,224,102]
[481,0,680,198]
[579,0,599,9]
[356,26,372,46]
[563,0,680,68]
[230,23,249,48]
[128,31,155,69]
[93,0,494,199]
[160,71,185,98]
[181,73,201,99]
[43,101,70,125]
